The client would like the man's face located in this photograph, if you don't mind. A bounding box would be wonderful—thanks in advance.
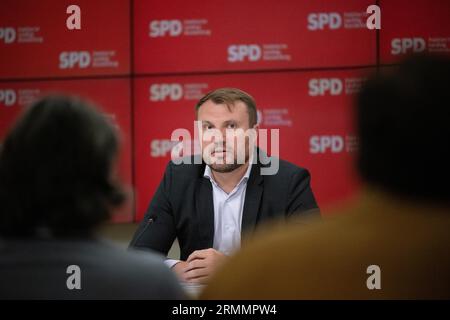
[197,100,256,173]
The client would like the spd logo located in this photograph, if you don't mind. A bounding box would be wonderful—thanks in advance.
[228,45,262,62]
[0,89,16,107]
[59,51,91,69]
[307,13,342,30]
[149,20,183,37]
[308,78,343,96]
[0,27,16,44]
[391,38,426,55]
[150,84,183,101]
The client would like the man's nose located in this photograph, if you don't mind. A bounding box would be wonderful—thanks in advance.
[211,129,226,144]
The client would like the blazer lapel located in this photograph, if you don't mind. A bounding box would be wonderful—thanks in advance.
[241,162,263,234]
[195,176,215,248]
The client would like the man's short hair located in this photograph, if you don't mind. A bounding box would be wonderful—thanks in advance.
[195,88,258,127]
[356,54,450,203]
[0,95,125,238]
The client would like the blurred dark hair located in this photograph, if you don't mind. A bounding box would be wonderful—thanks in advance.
[0,95,125,238]
[356,54,450,203]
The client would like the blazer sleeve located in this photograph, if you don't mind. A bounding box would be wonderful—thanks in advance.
[129,162,177,257]
[285,168,320,218]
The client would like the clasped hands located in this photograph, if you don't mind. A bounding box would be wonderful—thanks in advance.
[172,248,227,284]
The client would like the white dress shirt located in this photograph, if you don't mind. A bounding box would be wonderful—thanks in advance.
[165,161,252,268]
[205,162,252,255]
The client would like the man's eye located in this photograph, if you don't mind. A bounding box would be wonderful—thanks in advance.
[203,125,212,130]
[227,123,236,129]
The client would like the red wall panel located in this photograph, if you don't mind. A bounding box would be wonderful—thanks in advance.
[380,0,450,64]
[134,0,376,74]
[0,0,130,79]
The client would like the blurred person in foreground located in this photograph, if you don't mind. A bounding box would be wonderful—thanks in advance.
[201,54,450,299]
[0,96,184,299]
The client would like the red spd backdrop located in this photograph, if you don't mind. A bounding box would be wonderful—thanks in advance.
[0,0,130,79]
[1,0,449,222]
[134,0,376,73]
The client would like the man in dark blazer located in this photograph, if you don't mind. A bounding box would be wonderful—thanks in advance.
[201,55,450,299]
[130,88,319,284]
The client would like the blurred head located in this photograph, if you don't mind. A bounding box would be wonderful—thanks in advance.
[195,88,258,173]
[0,95,125,238]
[356,54,450,204]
